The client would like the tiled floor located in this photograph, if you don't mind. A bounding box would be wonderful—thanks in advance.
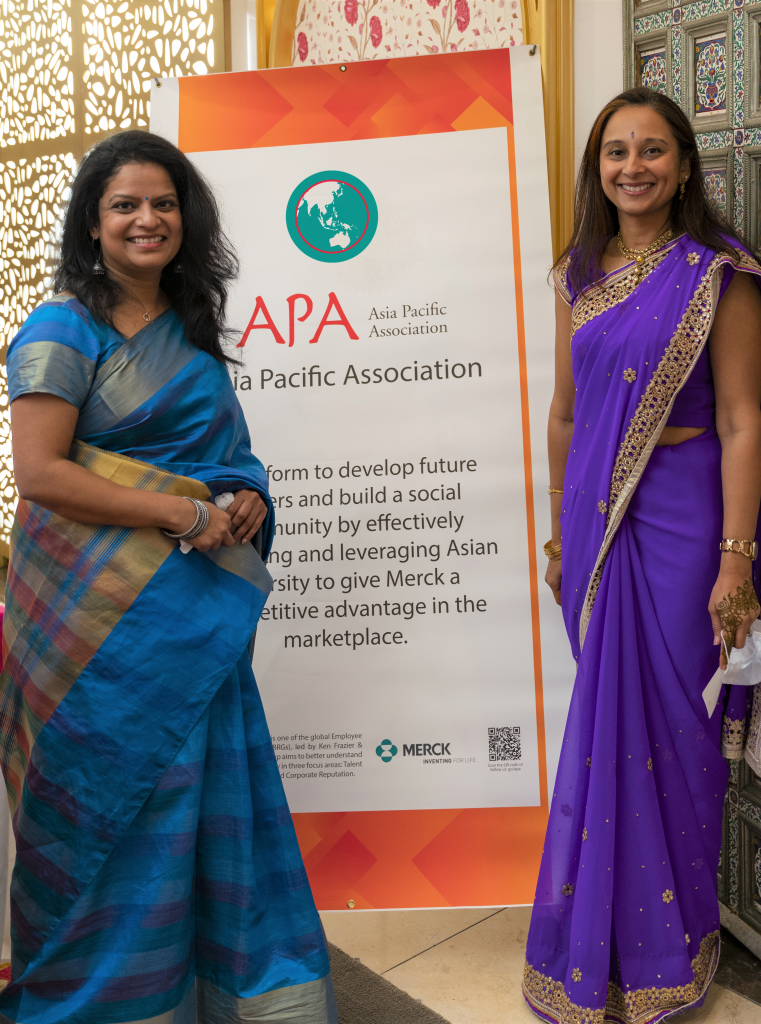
[321,907,761,1024]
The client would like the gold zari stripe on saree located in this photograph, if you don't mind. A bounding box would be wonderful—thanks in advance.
[522,930,719,1024]
[71,440,210,500]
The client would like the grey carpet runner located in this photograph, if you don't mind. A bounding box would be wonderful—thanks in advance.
[329,943,452,1024]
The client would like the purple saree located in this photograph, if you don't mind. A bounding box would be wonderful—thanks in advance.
[522,234,761,1024]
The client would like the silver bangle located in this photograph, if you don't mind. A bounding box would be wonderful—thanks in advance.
[163,497,209,540]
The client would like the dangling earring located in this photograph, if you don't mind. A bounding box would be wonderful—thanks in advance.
[173,261,183,274]
[92,244,105,275]
[679,177,687,199]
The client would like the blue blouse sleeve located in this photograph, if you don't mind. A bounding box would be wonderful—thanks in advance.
[7,296,100,409]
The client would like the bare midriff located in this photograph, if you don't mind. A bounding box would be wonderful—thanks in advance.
[655,426,707,447]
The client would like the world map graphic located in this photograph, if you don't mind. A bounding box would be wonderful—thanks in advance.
[296,180,369,253]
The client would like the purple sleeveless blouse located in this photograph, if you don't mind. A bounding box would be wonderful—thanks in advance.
[666,267,734,427]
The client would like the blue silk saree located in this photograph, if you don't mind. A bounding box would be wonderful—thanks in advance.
[1,294,336,1024]
[522,236,761,1024]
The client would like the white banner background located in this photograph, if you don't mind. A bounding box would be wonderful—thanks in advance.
[173,48,574,822]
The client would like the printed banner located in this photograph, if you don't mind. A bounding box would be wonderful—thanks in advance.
[151,49,562,908]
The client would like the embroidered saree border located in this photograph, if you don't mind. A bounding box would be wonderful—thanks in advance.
[553,255,572,305]
[522,931,719,1024]
[551,239,680,329]
[578,250,761,650]
[570,245,676,340]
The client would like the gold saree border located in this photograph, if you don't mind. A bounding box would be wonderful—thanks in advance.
[552,238,681,331]
[196,975,335,1024]
[578,249,761,651]
[522,931,719,1024]
[71,440,210,500]
[553,255,573,305]
[571,245,677,341]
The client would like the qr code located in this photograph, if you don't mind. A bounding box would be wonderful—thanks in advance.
[489,726,521,762]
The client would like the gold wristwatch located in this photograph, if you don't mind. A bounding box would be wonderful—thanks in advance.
[719,538,758,560]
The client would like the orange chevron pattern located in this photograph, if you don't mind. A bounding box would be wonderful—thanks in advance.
[178,50,512,153]
[293,807,547,909]
[177,50,548,908]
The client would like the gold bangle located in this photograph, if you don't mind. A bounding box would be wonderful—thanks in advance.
[548,487,563,495]
[720,539,759,560]
[544,540,562,561]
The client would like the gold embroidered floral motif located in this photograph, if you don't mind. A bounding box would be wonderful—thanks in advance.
[717,578,760,660]
[522,962,603,1024]
[647,757,653,771]
[721,716,746,760]
[598,500,607,515]
[561,883,575,896]
[582,827,588,841]
[586,756,591,767]
[685,933,690,945]
[572,968,582,982]
[623,368,637,383]
[663,889,674,903]
[522,933,719,1024]
[570,246,675,339]
[687,252,700,265]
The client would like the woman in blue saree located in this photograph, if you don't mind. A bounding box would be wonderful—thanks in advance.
[1,131,336,1023]
[522,89,761,1022]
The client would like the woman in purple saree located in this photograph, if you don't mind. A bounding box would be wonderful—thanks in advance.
[522,89,761,1022]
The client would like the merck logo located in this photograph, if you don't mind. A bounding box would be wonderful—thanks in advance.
[403,743,451,756]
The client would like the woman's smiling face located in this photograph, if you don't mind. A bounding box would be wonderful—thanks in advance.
[600,105,689,219]
[91,161,183,279]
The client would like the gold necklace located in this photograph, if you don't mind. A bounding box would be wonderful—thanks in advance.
[616,226,673,283]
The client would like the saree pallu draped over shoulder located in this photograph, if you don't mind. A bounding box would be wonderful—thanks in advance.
[522,237,761,1024]
[0,296,336,1024]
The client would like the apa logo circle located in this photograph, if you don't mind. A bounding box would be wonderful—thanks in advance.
[286,170,378,263]
[375,739,398,763]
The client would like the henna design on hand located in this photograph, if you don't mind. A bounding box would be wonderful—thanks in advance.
[717,578,760,659]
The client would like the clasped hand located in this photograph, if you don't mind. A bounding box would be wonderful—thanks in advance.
[183,489,267,552]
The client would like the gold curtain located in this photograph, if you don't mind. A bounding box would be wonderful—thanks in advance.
[521,0,574,262]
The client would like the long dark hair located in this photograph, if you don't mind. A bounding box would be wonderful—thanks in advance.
[54,131,239,364]
[558,87,746,294]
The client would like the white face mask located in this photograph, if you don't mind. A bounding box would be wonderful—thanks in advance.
[703,619,761,717]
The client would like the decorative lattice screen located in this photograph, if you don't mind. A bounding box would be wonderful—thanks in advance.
[0,0,225,553]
